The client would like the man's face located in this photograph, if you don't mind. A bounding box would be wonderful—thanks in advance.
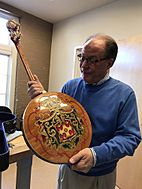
[79,38,112,84]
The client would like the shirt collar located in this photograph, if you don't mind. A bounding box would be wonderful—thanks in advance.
[85,72,110,86]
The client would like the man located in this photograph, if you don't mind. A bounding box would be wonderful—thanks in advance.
[27,34,141,189]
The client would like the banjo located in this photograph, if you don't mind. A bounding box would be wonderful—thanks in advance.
[6,20,92,164]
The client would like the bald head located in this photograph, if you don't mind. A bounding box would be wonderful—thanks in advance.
[83,34,118,66]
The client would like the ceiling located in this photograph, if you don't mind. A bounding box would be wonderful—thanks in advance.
[1,0,117,23]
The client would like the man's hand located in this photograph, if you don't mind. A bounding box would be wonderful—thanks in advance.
[27,75,45,99]
[69,148,94,173]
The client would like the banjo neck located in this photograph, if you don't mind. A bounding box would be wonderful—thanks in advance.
[16,44,35,81]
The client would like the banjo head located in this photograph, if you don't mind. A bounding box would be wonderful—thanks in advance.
[23,92,92,164]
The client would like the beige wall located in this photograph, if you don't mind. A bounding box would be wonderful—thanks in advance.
[49,0,142,91]
[0,2,53,124]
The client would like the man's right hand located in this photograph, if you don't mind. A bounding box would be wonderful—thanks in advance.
[27,75,46,99]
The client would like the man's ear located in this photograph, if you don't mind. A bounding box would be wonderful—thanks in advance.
[107,58,114,68]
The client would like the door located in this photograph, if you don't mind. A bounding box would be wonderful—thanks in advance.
[110,34,142,189]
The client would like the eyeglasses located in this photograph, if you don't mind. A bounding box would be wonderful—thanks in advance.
[77,54,108,65]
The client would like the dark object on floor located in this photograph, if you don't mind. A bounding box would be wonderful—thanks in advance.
[0,107,17,172]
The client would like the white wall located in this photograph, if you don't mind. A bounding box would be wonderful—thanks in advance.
[49,0,142,91]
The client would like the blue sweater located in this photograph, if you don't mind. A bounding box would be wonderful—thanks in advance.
[61,77,141,176]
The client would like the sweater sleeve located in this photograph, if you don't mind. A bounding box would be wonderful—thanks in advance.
[61,84,67,94]
[93,92,141,166]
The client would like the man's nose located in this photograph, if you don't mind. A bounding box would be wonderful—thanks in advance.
[81,59,89,67]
